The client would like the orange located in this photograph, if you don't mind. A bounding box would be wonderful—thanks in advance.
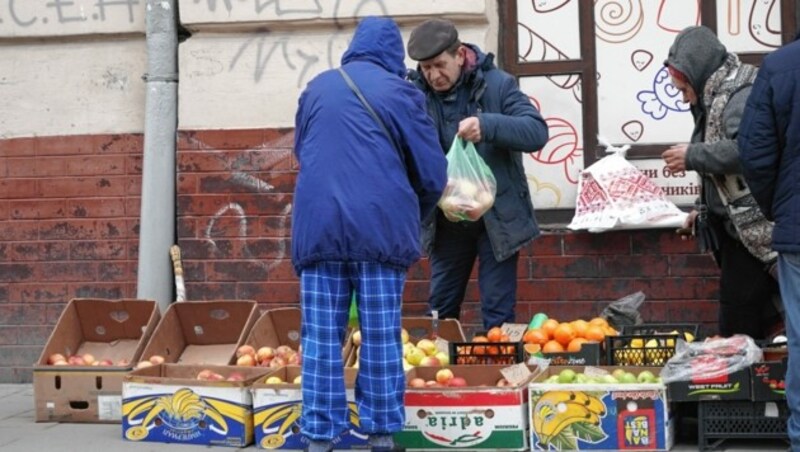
[472,335,489,343]
[584,325,606,342]
[500,333,510,343]
[542,340,565,353]
[589,317,609,328]
[570,319,589,338]
[524,343,542,355]
[487,327,503,343]
[541,319,559,339]
[567,337,589,352]
[523,329,549,345]
[553,323,577,347]
[603,325,618,337]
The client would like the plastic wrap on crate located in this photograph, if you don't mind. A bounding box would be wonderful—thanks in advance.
[661,335,762,384]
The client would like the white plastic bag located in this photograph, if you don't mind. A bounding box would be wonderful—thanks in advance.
[568,137,687,232]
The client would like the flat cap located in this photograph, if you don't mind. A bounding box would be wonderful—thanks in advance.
[408,19,459,61]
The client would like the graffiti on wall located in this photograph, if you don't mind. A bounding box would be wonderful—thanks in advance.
[0,0,139,27]
[193,0,387,19]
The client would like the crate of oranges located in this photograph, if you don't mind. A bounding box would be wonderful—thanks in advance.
[605,323,699,366]
[521,316,617,366]
[448,326,525,365]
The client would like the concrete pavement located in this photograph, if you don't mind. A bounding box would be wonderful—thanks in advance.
[0,384,789,451]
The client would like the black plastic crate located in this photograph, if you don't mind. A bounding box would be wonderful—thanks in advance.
[698,400,790,450]
[606,323,699,366]
[448,341,524,365]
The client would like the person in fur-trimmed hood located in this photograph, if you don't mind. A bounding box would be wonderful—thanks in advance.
[660,25,781,340]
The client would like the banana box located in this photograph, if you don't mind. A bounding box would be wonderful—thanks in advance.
[122,363,271,447]
[529,366,672,451]
[252,366,367,449]
[396,365,532,451]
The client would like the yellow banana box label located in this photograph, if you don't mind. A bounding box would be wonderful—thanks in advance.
[529,383,671,451]
[122,383,253,447]
[252,386,368,449]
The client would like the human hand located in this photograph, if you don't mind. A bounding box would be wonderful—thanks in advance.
[676,210,698,241]
[662,144,688,172]
[457,117,482,143]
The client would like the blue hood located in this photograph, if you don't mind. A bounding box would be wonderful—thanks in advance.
[341,16,406,77]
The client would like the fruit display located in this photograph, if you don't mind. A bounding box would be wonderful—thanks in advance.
[46,352,124,367]
[539,367,661,385]
[522,315,617,356]
[349,328,449,370]
[263,375,302,385]
[195,369,248,382]
[438,177,495,222]
[135,355,166,369]
[235,344,301,368]
[407,368,508,388]
[451,327,523,365]
[607,325,697,366]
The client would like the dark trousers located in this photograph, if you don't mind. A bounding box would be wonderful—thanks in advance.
[717,231,781,339]
[427,213,518,330]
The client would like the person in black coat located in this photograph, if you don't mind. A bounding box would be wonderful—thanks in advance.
[407,19,548,329]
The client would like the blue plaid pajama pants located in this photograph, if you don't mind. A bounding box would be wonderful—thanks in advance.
[299,261,406,441]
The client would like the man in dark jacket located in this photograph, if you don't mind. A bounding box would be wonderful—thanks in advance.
[738,34,800,451]
[406,19,548,330]
[660,26,780,340]
[292,17,447,452]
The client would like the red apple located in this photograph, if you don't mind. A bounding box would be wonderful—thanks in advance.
[197,369,213,380]
[286,353,301,365]
[276,345,293,358]
[227,372,245,382]
[448,377,468,387]
[425,380,441,387]
[136,360,153,369]
[496,378,509,387]
[68,355,86,366]
[82,353,96,366]
[98,359,114,366]
[236,354,256,367]
[47,353,66,365]
[117,358,131,367]
[269,356,286,368]
[435,368,454,385]
[408,377,426,388]
[236,345,256,358]
[419,356,441,367]
[207,372,225,381]
[149,355,165,365]
[256,346,275,363]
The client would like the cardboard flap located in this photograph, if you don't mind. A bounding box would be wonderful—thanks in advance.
[77,340,140,363]
[245,307,301,350]
[75,299,157,340]
[140,300,258,365]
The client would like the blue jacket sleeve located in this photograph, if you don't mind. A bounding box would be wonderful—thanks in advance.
[478,73,549,153]
[738,65,779,219]
[395,86,448,220]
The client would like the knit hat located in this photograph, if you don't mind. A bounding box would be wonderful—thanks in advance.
[407,19,459,61]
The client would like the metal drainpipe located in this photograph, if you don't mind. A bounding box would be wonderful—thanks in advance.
[137,0,178,312]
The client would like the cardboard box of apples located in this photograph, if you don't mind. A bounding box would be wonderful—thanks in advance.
[33,298,160,423]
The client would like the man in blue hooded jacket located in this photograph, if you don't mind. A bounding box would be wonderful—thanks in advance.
[292,17,447,452]
[406,19,548,329]
[738,32,800,451]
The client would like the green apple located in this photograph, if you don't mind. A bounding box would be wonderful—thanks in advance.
[602,374,619,384]
[558,369,577,384]
[611,368,627,380]
[637,370,656,383]
[620,372,637,384]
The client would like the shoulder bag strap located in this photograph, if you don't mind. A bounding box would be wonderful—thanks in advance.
[337,67,407,170]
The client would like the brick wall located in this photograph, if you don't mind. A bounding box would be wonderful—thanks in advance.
[0,128,721,382]
[0,134,142,382]
[175,128,721,333]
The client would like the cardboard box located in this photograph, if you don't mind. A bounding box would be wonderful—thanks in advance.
[252,367,367,449]
[529,366,672,451]
[140,300,258,365]
[33,298,160,423]
[396,365,531,450]
[122,363,271,447]
[751,360,787,401]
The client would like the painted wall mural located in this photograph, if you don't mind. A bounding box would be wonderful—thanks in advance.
[516,0,783,209]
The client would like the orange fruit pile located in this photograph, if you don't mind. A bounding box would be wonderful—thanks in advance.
[523,317,617,353]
